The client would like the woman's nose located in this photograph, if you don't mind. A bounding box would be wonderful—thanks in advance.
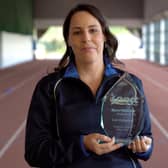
[82,31,91,42]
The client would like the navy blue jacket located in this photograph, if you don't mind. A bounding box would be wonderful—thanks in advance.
[25,59,153,168]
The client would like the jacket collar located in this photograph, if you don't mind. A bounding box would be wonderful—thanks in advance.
[63,55,119,78]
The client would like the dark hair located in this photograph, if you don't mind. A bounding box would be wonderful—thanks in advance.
[57,3,120,70]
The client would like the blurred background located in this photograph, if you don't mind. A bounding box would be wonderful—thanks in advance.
[0,0,168,167]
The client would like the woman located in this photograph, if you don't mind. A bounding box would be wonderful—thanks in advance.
[25,3,153,168]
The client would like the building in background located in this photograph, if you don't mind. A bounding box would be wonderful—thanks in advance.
[1,0,168,68]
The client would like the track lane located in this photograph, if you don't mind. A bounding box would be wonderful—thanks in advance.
[0,59,167,168]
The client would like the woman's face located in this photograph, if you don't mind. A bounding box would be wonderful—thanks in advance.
[68,11,105,65]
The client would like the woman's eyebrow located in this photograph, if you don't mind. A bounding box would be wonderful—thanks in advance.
[71,26,81,30]
[88,25,99,29]
[71,24,99,30]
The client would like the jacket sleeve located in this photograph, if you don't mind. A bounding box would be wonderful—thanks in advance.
[24,77,88,167]
[129,77,153,161]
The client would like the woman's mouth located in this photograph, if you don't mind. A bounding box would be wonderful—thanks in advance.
[81,47,95,52]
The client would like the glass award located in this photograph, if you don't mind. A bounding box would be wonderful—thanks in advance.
[101,72,144,145]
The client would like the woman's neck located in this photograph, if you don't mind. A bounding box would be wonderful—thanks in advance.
[76,61,105,95]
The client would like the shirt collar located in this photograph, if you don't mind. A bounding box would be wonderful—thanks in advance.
[63,61,80,78]
[63,55,119,78]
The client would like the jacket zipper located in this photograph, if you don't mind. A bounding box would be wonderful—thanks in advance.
[53,78,63,138]
[95,73,121,104]
[128,155,137,168]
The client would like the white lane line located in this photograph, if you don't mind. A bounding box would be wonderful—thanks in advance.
[0,73,16,82]
[0,120,26,159]
[0,71,43,158]
[127,67,168,92]
[139,73,168,92]
[127,66,168,139]
[150,113,168,140]
[0,62,40,82]
[0,71,42,101]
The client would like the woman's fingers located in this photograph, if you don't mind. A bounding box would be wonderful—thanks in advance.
[83,133,111,152]
[97,137,123,155]
[144,136,152,145]
[128,136,152,153]
[95,133,113,143]
[134,136,141,152]
[141,136,152,151]
[83,134,123,155]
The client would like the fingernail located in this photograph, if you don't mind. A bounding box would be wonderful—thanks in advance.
[136,136,140,140]
[97,139,101,143]
[120,143,124,147]
[112,136,115,143]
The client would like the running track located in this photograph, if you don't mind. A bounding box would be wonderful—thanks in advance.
[0,59,167,167]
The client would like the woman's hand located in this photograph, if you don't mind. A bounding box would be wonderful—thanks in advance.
[83,133,123,155]
[128,136,152,153]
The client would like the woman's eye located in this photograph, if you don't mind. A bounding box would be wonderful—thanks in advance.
[90,28,98,33]
[73,31,81,35]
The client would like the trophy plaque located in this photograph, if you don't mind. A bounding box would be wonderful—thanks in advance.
[101,72,144,145]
